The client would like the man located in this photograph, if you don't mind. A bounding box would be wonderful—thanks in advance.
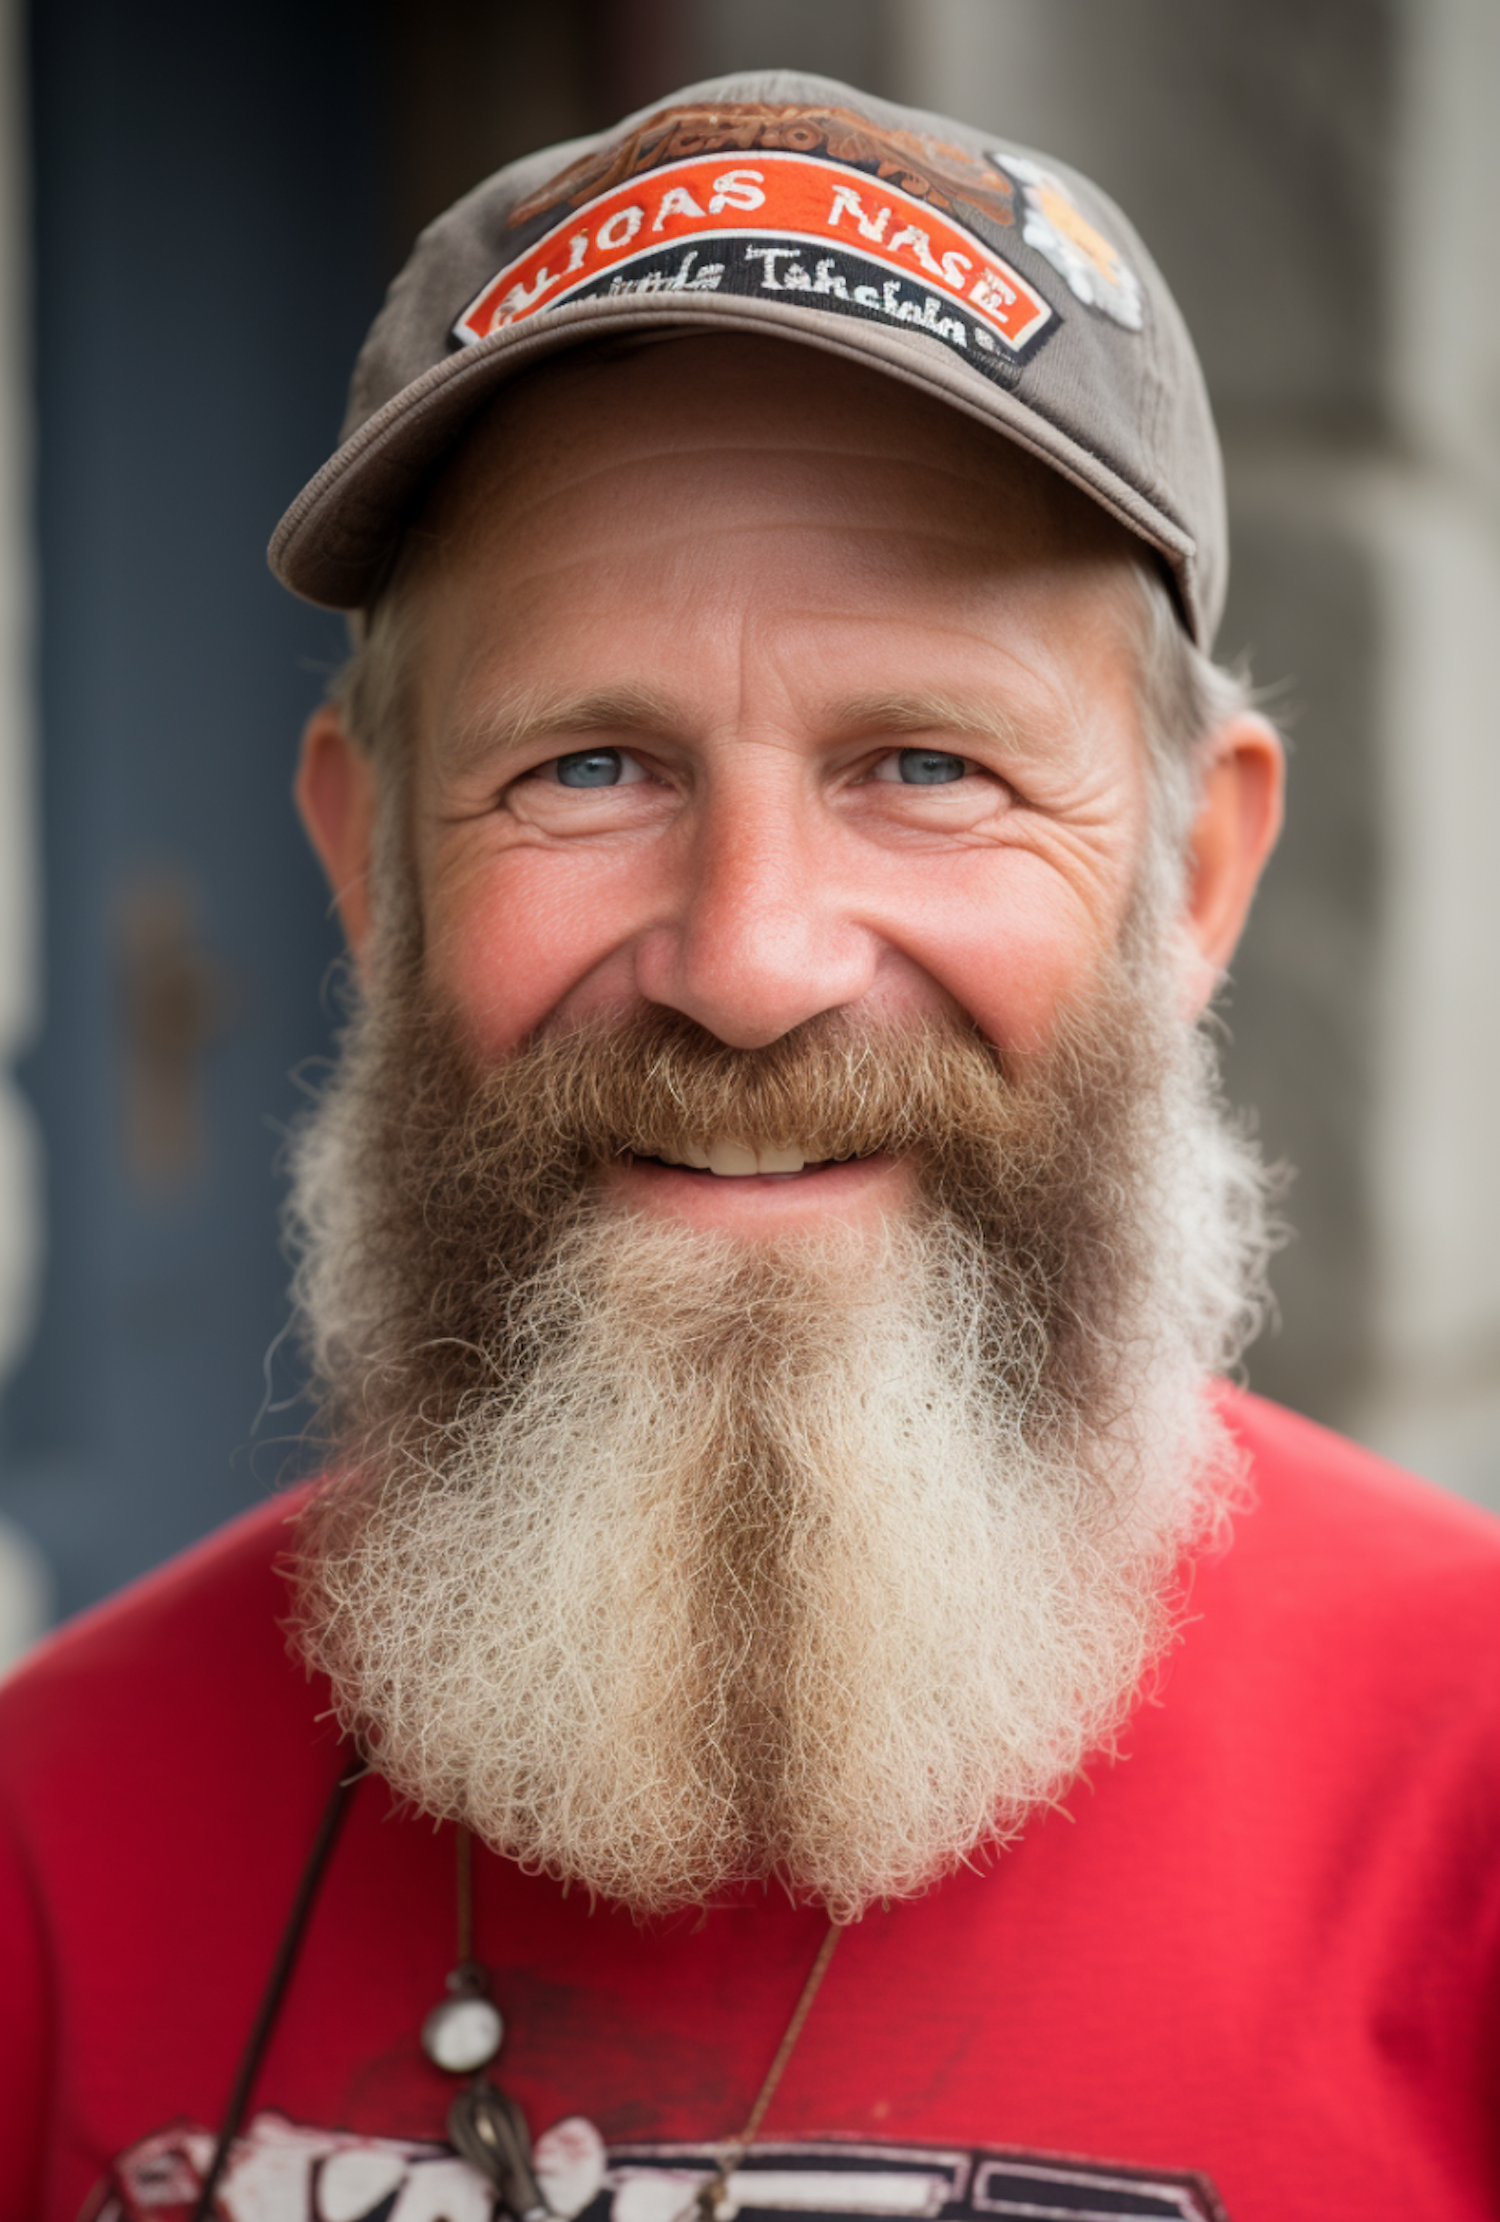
[2,68,1497,2222]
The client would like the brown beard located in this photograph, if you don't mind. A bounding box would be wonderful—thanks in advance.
[286,951,1269,1917]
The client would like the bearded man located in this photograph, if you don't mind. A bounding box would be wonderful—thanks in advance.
[2,68,1497,2222]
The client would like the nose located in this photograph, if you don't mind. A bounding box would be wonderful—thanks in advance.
[631,772,881,1048]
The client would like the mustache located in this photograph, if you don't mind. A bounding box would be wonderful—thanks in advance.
[411,1002,1107,1205]
[460,1005,1002,1147]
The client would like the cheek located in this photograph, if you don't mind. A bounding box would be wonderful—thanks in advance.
[893,856,1129,1054]
[419,843,651,1055]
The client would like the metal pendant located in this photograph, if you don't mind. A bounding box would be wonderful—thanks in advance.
[449,2079,556,2221]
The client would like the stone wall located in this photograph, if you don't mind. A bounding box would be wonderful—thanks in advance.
[888,0,1500,1507]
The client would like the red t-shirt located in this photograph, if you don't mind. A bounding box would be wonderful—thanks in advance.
[2,1391,1498,2221]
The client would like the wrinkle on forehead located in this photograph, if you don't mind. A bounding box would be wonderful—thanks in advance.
[408,334,1135,581]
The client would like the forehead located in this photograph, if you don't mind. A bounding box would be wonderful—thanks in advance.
[403,333,1139,601]
[382,337,1152,805]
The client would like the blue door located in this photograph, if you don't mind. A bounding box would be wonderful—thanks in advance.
[1,0,385,1617]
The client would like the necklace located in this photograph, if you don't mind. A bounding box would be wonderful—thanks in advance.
[690,1916,843,2222]
[193,1760,844,2222]
[420,1825,844,2221]
[419,1826,558,2217]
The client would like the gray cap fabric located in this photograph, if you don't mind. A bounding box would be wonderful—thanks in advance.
[270,69,1226,647]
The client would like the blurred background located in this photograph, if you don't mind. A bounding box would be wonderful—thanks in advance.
[0,0,1497,1660]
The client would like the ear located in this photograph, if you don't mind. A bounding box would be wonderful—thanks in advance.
[295,701,380,971]
[1178,712,1285,1015]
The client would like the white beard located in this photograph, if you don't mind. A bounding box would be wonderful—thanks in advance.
[287,943,1270,1919]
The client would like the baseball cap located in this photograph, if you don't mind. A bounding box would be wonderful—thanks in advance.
[270,69,1226,647]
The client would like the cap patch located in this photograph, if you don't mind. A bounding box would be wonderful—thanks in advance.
[454,152,1056,387]
[995,155,1143,331]
[508,101,1020,237]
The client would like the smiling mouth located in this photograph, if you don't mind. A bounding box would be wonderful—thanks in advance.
[633,1141,855,1178]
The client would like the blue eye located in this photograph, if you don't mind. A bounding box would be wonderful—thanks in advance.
[897,748,967,785]
[555,749,625,788]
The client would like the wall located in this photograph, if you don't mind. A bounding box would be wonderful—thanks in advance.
[0,0,45,1663]
[887,0,1500,1508]
[0,0,385,1623]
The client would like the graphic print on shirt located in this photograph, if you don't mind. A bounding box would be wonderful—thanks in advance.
[99,2115,1229,2222]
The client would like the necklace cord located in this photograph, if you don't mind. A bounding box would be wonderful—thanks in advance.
[702,1918,842,2212]
[189,1750,360,2222]
[457,1824,474,1966]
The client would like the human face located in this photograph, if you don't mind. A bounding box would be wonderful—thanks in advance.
[400,338,1156,1236]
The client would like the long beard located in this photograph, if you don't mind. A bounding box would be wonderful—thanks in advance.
[286,948,1271,1919]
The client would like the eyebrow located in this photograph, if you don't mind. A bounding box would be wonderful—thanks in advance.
[826,692,1052,759]
[439,684,685,779]
[437,684,1064,781]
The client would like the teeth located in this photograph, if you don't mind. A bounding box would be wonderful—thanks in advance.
[755,1146,807,1174]
[707,1141,760,1177]
[654,1140,810,1176]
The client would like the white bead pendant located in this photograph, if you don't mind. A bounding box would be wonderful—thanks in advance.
[421,1990,506,2075]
